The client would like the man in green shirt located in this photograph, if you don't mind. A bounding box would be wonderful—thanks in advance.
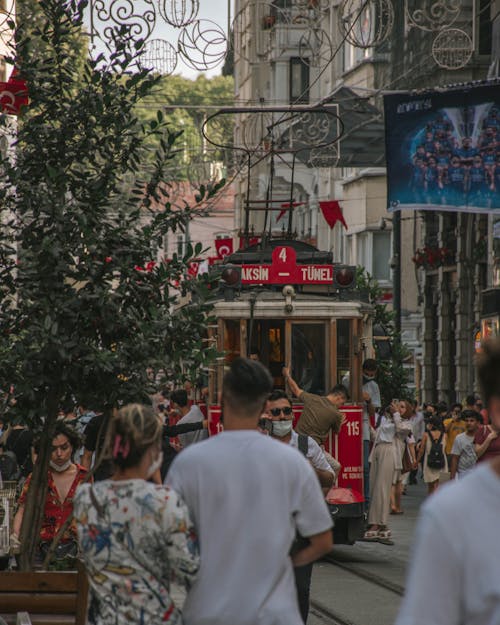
[282,366,347,473]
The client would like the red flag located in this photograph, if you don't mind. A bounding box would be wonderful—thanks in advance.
[277,201,305,222]
[0,71,28,115]
[319,200,347,230]
[215,237,233,259]
[239,236,260,249]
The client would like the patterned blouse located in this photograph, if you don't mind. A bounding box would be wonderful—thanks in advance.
[18,464,88,543]
[74,479,199,625]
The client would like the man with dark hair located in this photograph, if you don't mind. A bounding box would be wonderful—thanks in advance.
[449,410,482,479]
[265,389,334,624]
[395,339,500,625]
[167,358,333,625]
[170,388,207,448]
[283,366,346,474]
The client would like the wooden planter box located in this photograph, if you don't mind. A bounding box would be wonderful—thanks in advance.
[0,563,88,625]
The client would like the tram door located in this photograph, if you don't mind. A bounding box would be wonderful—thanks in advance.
[247,320,285,387]
[291,323,326,395]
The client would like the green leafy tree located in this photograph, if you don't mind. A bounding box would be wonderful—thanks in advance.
[356,268,411,406]
[138,74,234,179]
[0,0,220,569]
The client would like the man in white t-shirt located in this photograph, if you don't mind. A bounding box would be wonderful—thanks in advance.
[264,389,334,624]
[449,410,481,479]
[166,358,333,625]
[169,389,208,448]
[395,339,500,625]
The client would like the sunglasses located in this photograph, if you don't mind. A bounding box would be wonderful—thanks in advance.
[270,407,293,417]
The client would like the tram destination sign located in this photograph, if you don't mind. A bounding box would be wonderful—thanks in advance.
[241,246,333,285]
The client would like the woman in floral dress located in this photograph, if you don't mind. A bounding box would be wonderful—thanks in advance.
[74,404,199,625]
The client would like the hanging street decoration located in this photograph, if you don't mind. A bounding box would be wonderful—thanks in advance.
[405,0,461,32]
[339,0,394,49]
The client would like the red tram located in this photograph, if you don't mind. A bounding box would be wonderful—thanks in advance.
[204,238,373,544]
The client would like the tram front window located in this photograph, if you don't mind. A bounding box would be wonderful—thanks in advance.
[247,320,285,387]
[291,324,326,395]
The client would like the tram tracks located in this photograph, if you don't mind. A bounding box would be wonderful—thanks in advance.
[323,554,405,596]
[309,554,405,625]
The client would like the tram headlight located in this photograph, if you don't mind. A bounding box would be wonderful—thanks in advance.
[220,265,241,289]
[333,265,356,289]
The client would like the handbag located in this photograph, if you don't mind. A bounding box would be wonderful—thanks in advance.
[401,444,413,474]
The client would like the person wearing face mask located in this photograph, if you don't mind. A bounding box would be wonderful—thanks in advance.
[264,389,334,624]
[74,403,199,625]
[12,421,88,568]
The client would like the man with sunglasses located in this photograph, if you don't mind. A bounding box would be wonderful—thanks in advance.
[265,390,335,492]
[264,389,334,624]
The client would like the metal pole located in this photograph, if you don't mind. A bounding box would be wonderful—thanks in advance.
[393,210,402,336]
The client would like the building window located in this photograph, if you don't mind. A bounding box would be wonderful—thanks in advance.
[372,231,391,281]
[355,231,391,282]
[289,57,309,104]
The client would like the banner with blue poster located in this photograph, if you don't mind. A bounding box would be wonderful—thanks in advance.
[384,82,500,213]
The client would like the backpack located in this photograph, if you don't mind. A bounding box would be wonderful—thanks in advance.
[297,434,309,457]
[427,431,445,470]
[0,450,21,482]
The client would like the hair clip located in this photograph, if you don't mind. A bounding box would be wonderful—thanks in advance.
[112,434,130,460]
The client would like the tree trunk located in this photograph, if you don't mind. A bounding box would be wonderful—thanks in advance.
[18,395,59,571]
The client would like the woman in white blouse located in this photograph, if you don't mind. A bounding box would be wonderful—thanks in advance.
[364,400,413,542]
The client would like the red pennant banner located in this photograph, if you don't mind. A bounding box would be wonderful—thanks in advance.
[215,237,233,259]
[239,236,260,249]
[319,200,347,230]
[0,73,28,115]
[277,201,305,222]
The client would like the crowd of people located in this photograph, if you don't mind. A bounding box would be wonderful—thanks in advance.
[1,344,500,625]
[409,108,500,208]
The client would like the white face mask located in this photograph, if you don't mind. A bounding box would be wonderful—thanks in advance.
[272,420,293,438]
[49,459,72,473]
[147,451,163,478]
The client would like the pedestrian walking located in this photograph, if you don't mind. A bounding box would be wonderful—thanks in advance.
[474,412,500,462]
[12,421,87,568]
[417,416,448,495]
[449,410,481,479]
[363,400,412,544]
[265,389,334,624]
[166,358,333,625]
[395,339,500,625]
[74,404,199,625]
[391,400,417,514]
[169,389,208,448]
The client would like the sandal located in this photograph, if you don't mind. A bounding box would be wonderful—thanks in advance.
[377,528,392,539]
[362,529,379,541]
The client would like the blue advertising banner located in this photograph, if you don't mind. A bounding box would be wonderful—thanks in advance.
[384,83,500,213]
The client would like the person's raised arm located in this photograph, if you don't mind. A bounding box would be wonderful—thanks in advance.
[282,367,303,398]
[474,427,498,458]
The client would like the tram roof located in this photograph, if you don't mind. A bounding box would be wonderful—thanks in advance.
[225,238,332,264]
